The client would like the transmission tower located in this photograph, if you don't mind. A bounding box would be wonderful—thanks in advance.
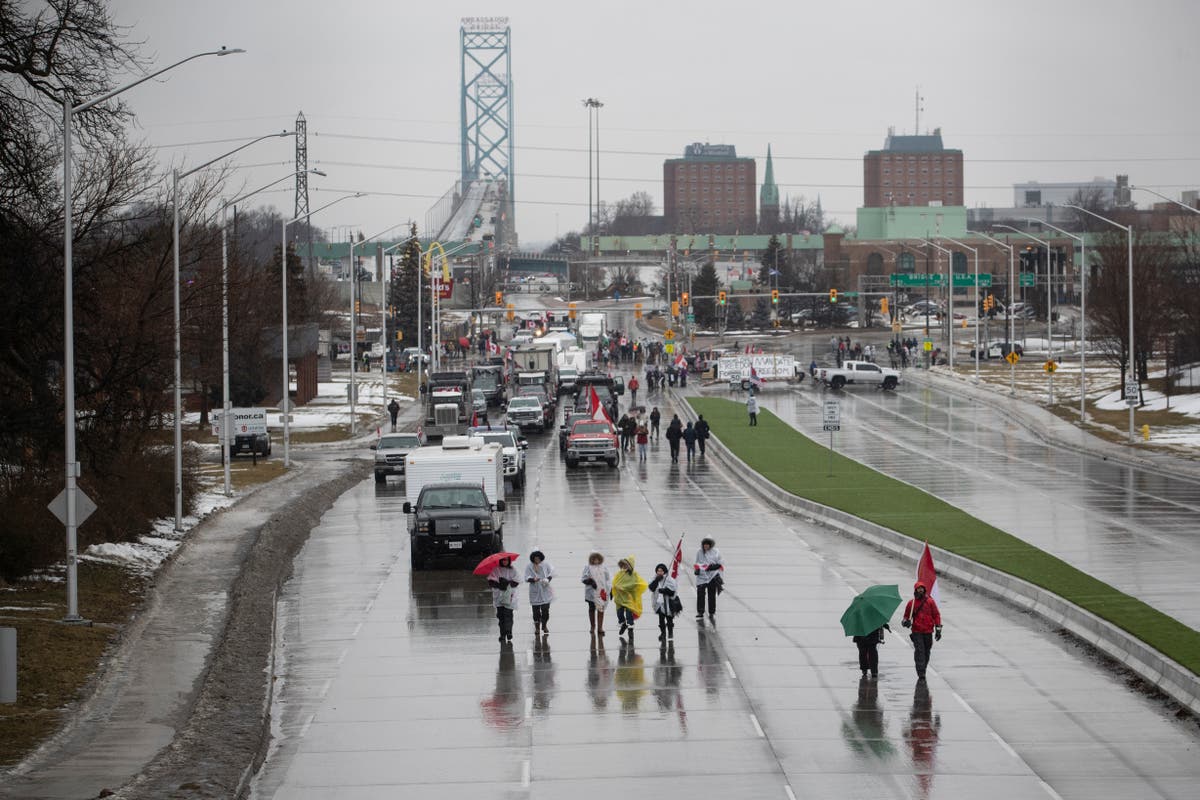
[460,18,514,205]
[294,111,311,271]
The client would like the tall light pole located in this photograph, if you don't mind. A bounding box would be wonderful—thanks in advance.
[996,225,1055,405]
[1066,204,1136,443]
[939,237,981,380]
[972,232,1017,395]
[925,239,955,369]
[1131,185,1200,215]
[1030,220,1088,422]
[216,168,325,496]
[172,131,293,530]
[283,193,366,462]
[584,98,603,233]
[59,46,244,624]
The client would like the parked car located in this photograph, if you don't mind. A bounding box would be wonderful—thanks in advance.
[231,431,272,458]
[969,340,1024,359]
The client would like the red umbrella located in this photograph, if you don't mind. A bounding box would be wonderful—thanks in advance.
[473,552,520,576]
[458,336,471,349]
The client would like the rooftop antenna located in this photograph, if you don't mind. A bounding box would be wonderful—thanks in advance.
[915,87,925,135]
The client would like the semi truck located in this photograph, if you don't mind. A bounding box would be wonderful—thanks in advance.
[577,311,607,344]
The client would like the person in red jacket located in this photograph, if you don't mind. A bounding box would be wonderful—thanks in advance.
[901,581,942,681]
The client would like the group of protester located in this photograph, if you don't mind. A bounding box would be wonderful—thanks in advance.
[484,539,726,645]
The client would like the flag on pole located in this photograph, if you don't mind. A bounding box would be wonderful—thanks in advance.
[674,352,686,368]
[589,385,611,424]
[917,541,940,602]
[487,338,501,355]
[749,364,765,390]
[670,535,684,578]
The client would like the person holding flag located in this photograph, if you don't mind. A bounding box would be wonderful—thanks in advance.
[649,562,680,642]
[901,543,944,681]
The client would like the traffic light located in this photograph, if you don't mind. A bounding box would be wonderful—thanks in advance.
[568,301,577,320]
[681,291,689,307]
[880,297,889,315]
[671,301,680,318]
[506,303,515,322]
[355,299,361,313]
[395,330,403,341]
[635,303,643,319]
[718,290,727,306]
[829,288,838,304]
[494,291,503,306]
[771,289,779,304]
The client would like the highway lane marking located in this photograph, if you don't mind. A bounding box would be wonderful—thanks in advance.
[336,648,348,665]
[951,690,975,714]
[298,712,315,740]
[749,713,765,738]
[991,731,1019,758]
[521,759,531,787]
[526,648,534,666]
[351,621,363,637]
[1039,780,1065,800]
[524,697,533,720]
[784,786,797,800]
[725,660,737,680]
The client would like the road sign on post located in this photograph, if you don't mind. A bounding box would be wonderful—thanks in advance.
[822,399,840,477]
[1019,273,1036,287]
[1005,351,1020,365]
[1125,381,1138,406]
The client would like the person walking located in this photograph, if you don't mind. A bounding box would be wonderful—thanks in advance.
[628,374,639,406]
[648,563,679,643]
[746,392,759,426]
[387,397,400,432]
[486,556,520,643]
[665,415,683,463]
[611,556,648,641]
[525,550,555,635]
[581,552,612,637]
[901,581,942,680]
[694,537,724,621]
[853,624,889,679]
[694,414,710,457]
[682,421,697,462]
[635,420,649,462]
[616,412,632,452]
[649,407,661,441]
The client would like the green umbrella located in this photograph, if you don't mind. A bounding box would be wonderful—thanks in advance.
[840,584,902,637]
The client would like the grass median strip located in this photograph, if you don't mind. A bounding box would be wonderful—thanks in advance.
[689,396,1200,677]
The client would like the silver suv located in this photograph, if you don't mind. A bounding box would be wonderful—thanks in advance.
[372,431,425,483]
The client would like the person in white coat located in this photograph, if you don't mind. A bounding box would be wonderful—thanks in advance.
[525,550,555,635]
[581,551,612,637]
[746,392,759,426]
[487,557,520,644]
[648,563,679,642]
[694,538,724,621]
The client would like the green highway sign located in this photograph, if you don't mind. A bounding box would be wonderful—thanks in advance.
[889,273,945,288]
[1019,272,1036,287]
[952,274,993,288]
[842,291,860,298]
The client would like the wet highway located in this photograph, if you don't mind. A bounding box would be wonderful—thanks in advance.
[753,380,1200,631]
[249,391,1200,799]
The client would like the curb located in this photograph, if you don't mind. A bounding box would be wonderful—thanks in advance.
[678,398,1200,717]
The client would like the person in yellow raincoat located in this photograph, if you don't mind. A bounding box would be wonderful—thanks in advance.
[611,556,648,641]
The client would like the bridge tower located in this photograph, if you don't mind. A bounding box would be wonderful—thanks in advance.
[294,111,311,269]
[460,18,514,220]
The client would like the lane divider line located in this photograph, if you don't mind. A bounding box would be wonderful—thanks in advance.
[951,690,975,714]
[298,712,315,740]
[784,786,797,800]
[526,648,534,666]
[521,759,531,788]
[525,697,533,720]
[725,660,738,680]
[351,621,363,638]
[990,731,1020,759]
[750,713,765,738]
[1039,780,1066,800]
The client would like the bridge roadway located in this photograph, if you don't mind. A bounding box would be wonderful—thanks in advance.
[749,380,1200,632]
[248,394,1200,799]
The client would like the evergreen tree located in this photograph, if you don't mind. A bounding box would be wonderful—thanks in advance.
[692,260,719,328]
[390,223,423,345]
[750,297,772,330]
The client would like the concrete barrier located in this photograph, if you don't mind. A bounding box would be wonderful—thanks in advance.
[1,627,15,704]
[679,398,1200,716]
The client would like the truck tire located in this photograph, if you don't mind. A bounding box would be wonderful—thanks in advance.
[831,375,846,390]
[565,457,578,469]
[607,458,619,468]
[882,376,898,390]
[375,471,386,483]
[410,546,425,571]
[515,469,526,489]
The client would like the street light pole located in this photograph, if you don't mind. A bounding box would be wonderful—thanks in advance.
[283,193,366,460]
[996,225,1055,404]
[939,237,981,381]
[1131,185,1200,215]
[925,239,954,370]
[1030,219,1088,422]
[1066,204,1136,443]
[59,47,244,623]
[171,130,294,530]
[972,232,1017,395]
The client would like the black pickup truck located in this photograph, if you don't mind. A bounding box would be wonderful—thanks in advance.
[402,482,506,570]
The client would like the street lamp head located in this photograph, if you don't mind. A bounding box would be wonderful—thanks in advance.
[310,168,327,177]
[217,47,246,56]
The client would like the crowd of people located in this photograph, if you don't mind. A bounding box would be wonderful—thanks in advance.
[484,540,727,645]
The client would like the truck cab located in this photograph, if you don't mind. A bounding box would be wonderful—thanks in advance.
[818,360,900,391]
[565,419,620,469]
[402,483,506,570]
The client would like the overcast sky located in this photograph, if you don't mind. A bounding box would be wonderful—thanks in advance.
[112,0,1200,246]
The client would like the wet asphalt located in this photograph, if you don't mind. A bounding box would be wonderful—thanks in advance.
[248,389,1200,799]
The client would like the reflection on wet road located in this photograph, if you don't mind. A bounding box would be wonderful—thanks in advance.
[755,383,1200,629]
[250,393,1200,799]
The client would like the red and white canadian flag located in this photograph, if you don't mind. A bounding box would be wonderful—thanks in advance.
[669,534,684,578]
[589,385,611,424]
[917,541,940,602]
[487,338,501,355]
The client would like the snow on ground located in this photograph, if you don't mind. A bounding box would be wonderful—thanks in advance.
[1095,385,1200,415]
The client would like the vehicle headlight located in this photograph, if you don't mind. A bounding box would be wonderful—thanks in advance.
[479,519,494,531]
[416,521,430,533]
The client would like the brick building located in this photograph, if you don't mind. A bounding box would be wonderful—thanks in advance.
[863,128,963,208]
[664,143,757,234]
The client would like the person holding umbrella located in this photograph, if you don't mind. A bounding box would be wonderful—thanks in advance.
[841,584,903,679]
[901,581,942,680]
[476,552,521,644]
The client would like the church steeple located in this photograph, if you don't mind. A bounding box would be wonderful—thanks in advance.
[759,144,780,232]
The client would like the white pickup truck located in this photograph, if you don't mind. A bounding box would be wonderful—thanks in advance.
[818,360,901,391]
